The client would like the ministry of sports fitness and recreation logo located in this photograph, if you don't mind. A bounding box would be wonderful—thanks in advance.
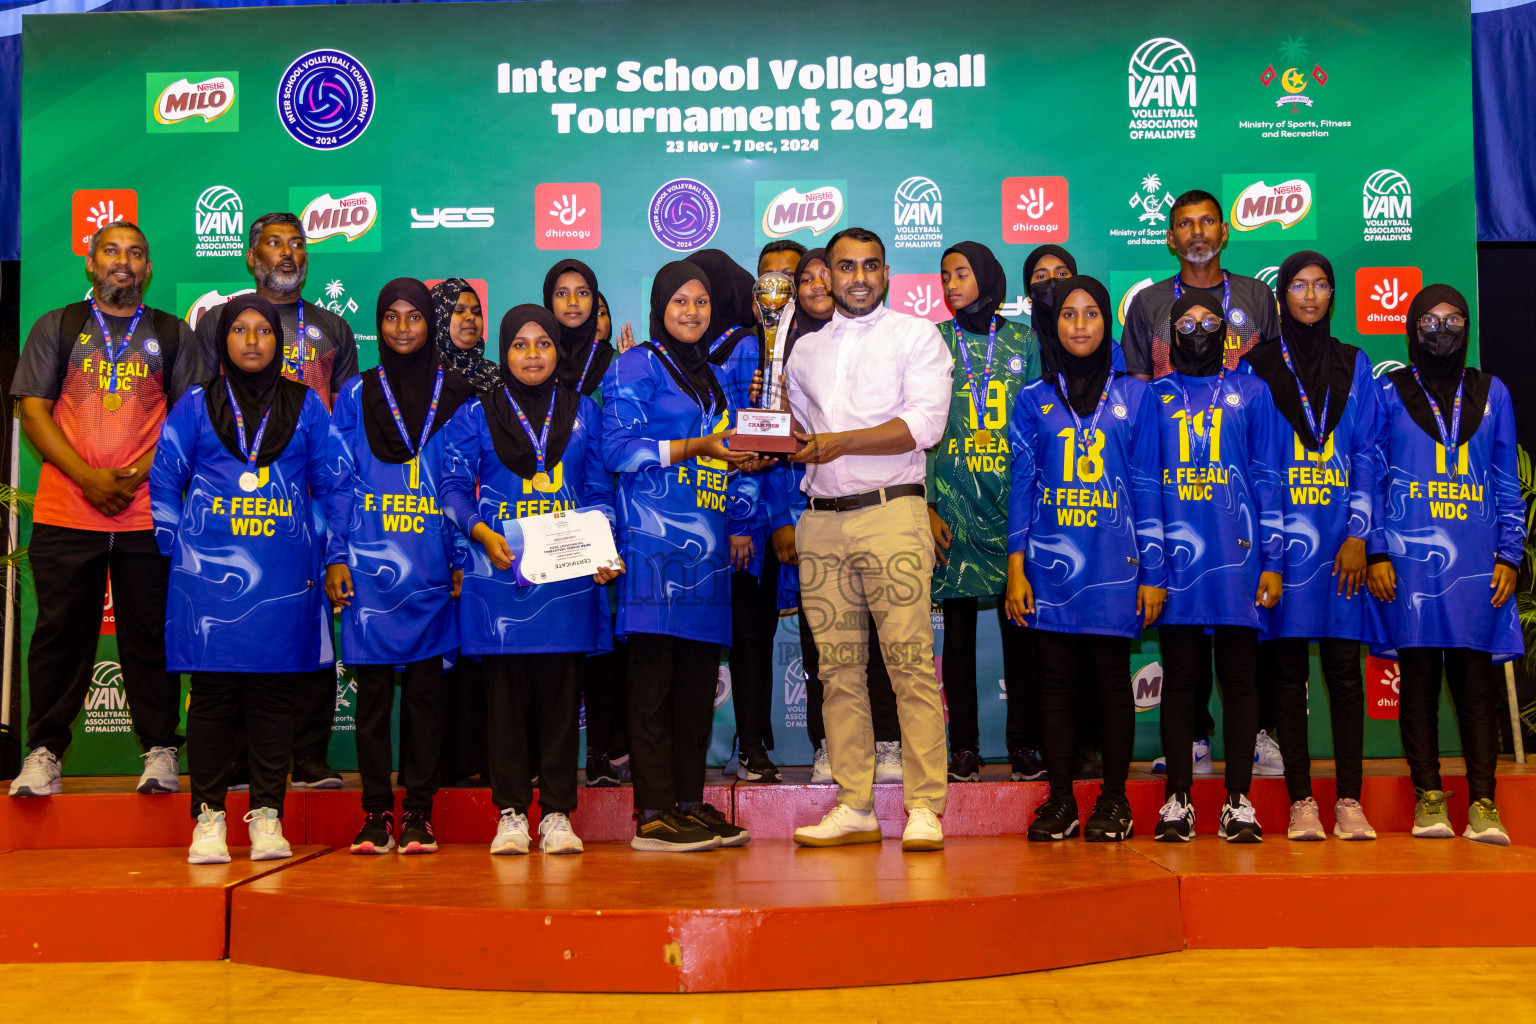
[145,73,239,133]
[1001,176,1068,244]
[1223,173,1317,239]
[194,185,243,258]
[1127,37,1197,141]
[651,178,720,251]
[1259,37,1329,111]
[334,663,358,732]
[1363,169,1413,243]
[892,176,942,250]
[754,180,846,248]
[534,182,601,250]
[1110,173,1175,248]
[289,186,381,252]
[83,661,132,735]
[277,49,375,150]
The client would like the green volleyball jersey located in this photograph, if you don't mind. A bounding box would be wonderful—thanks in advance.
[929,318,1040,601]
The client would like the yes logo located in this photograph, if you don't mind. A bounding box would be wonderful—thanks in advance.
[289,187,381,252]
[72,189,138,256]
[535,182,601,250]
[1355,266,1422,334]
[1001,176,1068,243]
[145,72,239,133]
[888,273,949,324]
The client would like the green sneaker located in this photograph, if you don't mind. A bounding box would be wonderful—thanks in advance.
[1412,788,1455,838]
[1464,798,1511,846]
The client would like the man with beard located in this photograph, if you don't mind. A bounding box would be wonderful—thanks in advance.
[193,212,360,789]
[9,222,200,798]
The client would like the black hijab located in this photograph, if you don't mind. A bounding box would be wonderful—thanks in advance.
[1387,283,1490,445]
[1242,252,1358,449]
[1024,244,1078,335]
[430,278,501,396]
[486,304,581,480]
[543,259,613,396]
[786,247,832,355]
[1038,276,1116,417]
[688,248,758,365]
[362,278,473,465]
[205,294,309,467]
[1168,288,1227,377]
[647,261,727,413]
[943,241,1009,335]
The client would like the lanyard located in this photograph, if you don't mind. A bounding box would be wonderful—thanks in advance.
[1411,366,1465,478]
[651,341,717,436]
[377,366,444,457]
[575,341,601,393]
[282,300,307,376]
[1171,270,1231,315]
[223,378,273,488]
[1279,338,1330,450]
[1058,372,1115,456]
[954,316,998,435]
[88,297,144,395]
[507,387,558,476]
[1174,368,1228,466]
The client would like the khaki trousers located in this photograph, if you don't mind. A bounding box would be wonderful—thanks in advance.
[796,494,947,814]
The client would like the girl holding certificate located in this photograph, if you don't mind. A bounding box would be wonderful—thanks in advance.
[441,305,619,856]
[325,278,473,856]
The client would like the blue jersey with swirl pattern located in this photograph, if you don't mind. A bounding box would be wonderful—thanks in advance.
[149,385,341,673]
[1150,370,1284,628]
[324,374,465,665]
[601,345,735,646]
[1006,374,1166,638]
[1366,375,1524,660]
[440,393,613,655]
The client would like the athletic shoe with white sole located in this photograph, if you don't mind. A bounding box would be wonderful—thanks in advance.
[902,807,944,852]
[289,757,342,790]
[794,803,882,847]
[1464,798,1511,846]
[1253,730,1285,777]
[874,740,903,784]
[244,807,292,861]
[539,811,585,854]
[1333,798,1377,841]
[681,802,751,847]
[350,810,395,854]
[8,748,62,797]
[1286,797,1325,841]
[136,746,180,794]
[1193,738,1214,774]
[187,803,231,865]
[737,742,781,783]
[491,809,531,855]
[947,749,981,783]
[1412,788,1455,839]
[809,741,834,784]
[1028,796,1080,842]
[1010,748,1047,781]
[398,811,439,854]
[1085,792,1134,842]
[632,809,721,852]
[1219,794,1263,843]
[1154,793,1195,842]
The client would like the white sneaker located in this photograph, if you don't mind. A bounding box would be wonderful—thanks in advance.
[793,803,881,847]
[244,807,292,861]
[187,803,231,864]
[137,746,180,794]
[538,811,584,854]
[874,740,903,784]
[902,807,944,852]
[1192,739,1214,775]
[8,748,62,797]
[491,809,531,855]
[1253,730,1285,777]
[809,741,834,785]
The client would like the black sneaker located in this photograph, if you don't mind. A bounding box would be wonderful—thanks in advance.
[1084,792,1134,842]
[291,757,343,789]
[680,802,752,847]
[349,810,395,854]
[1010,748,1047,782]
[631,809,721,852]
[398,811,439,854]
[1074,747,1104,780]
[947,749,982,783]
[1154,792,1195,842]
[1027,795,1081,842]
[736,742,781,783]
[1218,794,1263,843]
[586,755,621,788]
[613,755,632,783]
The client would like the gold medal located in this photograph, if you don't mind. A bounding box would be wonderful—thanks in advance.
[532,471,551,490]
[974,428,992,446]
[102,393,122,412]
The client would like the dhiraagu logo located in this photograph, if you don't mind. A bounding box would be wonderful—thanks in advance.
[145,72,239,133]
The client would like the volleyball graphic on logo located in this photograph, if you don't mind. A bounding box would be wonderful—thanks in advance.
[277,49,375,150]
[1129,37,1196,78]
[649,178,720,251]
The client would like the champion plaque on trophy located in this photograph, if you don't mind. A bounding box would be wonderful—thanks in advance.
[732,270,798,453]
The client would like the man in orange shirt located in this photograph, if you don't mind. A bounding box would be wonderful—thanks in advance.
[9,221,200,797]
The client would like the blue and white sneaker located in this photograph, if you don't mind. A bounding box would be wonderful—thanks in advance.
[1151,740,1213,775]
[1254,730,1285,776]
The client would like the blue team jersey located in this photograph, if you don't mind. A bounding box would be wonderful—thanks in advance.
[1150,371,1284,628]
[1006,375,1167,638]
[325,375,464,665]
[149,386,340,673]
[1261,350,1380,642]
[1367,375,1524,660]
[441,394,614,656]
[601,345,738,646]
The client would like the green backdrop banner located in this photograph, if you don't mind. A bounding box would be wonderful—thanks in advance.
[19,0,1475,774]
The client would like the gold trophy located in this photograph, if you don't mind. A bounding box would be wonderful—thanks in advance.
[733,270,798,453]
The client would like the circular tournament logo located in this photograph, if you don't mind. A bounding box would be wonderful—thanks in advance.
[277,49,375,151]
[1008,354,1025,374]
[1113,403,1128,419]
[1229,307,1247,327]
[649,179,720,251]
[143,339,160,356]
[1224,392,1241,406]
[306,325,323,341]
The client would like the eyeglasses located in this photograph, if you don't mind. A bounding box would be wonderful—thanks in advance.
[1175,314,1225,335]
[1286,280,1333,298]
[1417,314,1466,332]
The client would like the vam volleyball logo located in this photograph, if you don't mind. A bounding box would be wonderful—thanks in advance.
[650,178,720,251]
[1127,38,1197,140]
[277,49,375,150]
[289,186,381,252]
[146,73,239,133]
[1363,169,1412,243]
[83,661,132,735]
[194,185,243,258]
[1224,174,1316,239]
[892,176,942,249]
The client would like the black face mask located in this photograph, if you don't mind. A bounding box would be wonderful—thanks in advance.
[1416,324,1465,358]
[1180,325,1223,362]
[1029,278,1054,305]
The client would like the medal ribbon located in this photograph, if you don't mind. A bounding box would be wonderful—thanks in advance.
[954,315,998,435]
[575,340,601,393]
[223,378,273,479]
[1174,367,1228,467]
[282,300,307,376]
[506,387,557,476]
[650,341,718,438]
[1057,372,1115,457]
[1411,365,1465,478]
[1170,270,1232,316]
[88,297,145,397]
[1279,338,1330,450]
[377,366,444,457]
